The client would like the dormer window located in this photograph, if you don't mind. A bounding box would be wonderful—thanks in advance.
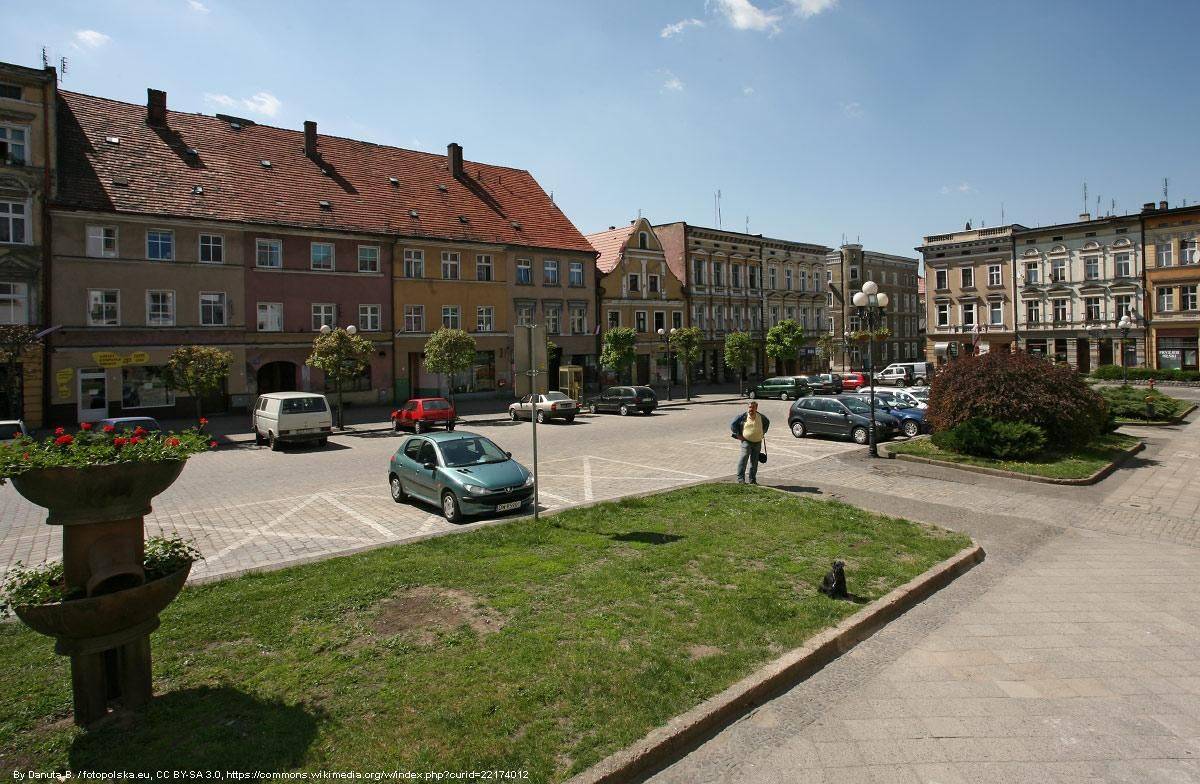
[638,231,649,249]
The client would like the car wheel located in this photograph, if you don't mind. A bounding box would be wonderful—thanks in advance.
[902,420,919,438]
[791,420,807,438]
[441,491,462,523]
[269,432,280,452]
[536,410,547,424]
[254,428,265,445]
[748,390,757,399]
[565,415,575,423]
[317,437,328,447]
[510,410,519,421]
[416,420,428,434]
[392,421,401,433]
[389,474,406,503]
[447,421,455,431]
[898,379,907,387]
[619,404,630,416]
[589,403,598,414]
[852,426,869,445]
[780,392,790,401]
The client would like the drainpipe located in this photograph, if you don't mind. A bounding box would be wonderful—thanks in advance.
[40,70,55,427]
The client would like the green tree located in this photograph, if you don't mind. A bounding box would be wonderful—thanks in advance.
[163,345,232,419]
[669,326,703,401]
[422,328,478,407]
[306,327,375,428]
[0,326,39,422]
[816,333,838,371]
[765,320,805,375]
[724,331,756,394]
[600,327,637,383]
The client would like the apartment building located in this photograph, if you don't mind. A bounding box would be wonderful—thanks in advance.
[826,244,921,371]
[0,62,56,427]
[587,219,686,385]
[918,224,1025,364]
[1141,201,1200,371]
[1012,214,1145,372]
[761,235,830,373]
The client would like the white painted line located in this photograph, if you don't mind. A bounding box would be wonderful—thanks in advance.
[585,455,710,479]
[206,494,322,562]
[319,493,397,537]
[583,456,594,502]
[538,490,576,505]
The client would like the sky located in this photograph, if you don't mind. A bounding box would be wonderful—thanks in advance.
[7,0,1200,257]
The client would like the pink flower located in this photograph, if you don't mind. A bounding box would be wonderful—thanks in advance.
[54,427,65,436]
[54,434,73,446]
[166,437,180,447]
[80,422,93,431]
[199,417,209,427]
[209,441,218,449]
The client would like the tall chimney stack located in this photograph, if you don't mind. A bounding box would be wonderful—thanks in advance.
[147,88,166,126]
[1159,200,1169,210]
[447,142,463,179]
[304,121,317,158]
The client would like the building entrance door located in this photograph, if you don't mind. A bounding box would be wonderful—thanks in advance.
[1075,339,1091,374]
[78,369,108,422]
[1098,339,1113,367]
[635,354,650,385]
[257,361,297,394]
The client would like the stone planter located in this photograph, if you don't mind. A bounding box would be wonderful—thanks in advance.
[11,460,185,526]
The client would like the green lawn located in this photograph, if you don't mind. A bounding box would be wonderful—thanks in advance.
[0,485,969,778]
[887,433,1140,480]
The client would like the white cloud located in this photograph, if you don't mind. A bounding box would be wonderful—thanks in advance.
[940,182,975,195]
[661,18,704,38]
[242,92,282,117]
[840,100,863,118]
[187,0,210,12]
[662,71,685,92]
[788,0,838,18]
[742,86,756,96]
[711,0,781,32]
[73,30,111,49]
[203,93,237,108]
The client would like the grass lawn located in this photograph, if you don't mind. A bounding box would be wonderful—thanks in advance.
[887,433,1140,480]
[0,484,968,778]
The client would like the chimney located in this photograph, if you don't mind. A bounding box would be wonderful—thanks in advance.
[304,121,317,158]
[147,88,166,126]
[1143,202,1157,213]
[447,142,464,179]
[1079,213,1091,222]
[1159,200,1169,210]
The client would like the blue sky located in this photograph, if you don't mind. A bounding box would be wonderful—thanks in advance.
[8,0,1200,257]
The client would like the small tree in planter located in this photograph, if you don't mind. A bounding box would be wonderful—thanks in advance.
[422,328,477,408]
[163,345,232,419]
[669,326,703,400]
[307,327,374,429]
[766,320,805,375]
[601,327,637,384]
[0,325,40,420]
[723,331,756,394]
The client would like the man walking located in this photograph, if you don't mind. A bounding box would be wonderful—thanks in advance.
[730,401,770,484]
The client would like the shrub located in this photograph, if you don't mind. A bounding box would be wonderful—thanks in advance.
[1097,385,1185,421]
[1093,365,1200,383]
[931,417,1046,460]
[928,351,1107,449]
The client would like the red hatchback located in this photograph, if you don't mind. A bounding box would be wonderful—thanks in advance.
[841,372,868,391]
[392,397,456,433]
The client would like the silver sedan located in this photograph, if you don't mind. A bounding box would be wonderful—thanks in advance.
[508,391,578,424]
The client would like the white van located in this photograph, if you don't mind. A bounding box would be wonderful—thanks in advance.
[251,392,333,450]
[875,362,933,387]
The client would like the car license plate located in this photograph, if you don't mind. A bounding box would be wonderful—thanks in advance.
[496,501,522,512]
[296,428,316,434]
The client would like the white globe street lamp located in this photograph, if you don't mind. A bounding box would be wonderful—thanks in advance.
[854,281,889,458]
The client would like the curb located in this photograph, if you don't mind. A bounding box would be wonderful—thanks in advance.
[566,543,986,784]
[880,438,1146,486]
[1114,403,1197,428]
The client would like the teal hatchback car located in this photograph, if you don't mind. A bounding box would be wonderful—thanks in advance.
[389,430,535,523]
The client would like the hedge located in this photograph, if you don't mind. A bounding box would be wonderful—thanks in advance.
[1092,365,1200,383]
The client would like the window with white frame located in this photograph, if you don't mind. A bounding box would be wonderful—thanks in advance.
[635,311,647,332]
[0,125,28,165]
[146,229,174,261]
[749,266,758,289]
[672,310,682,330]
[404,304,425,332]
[476,254,493,281]
[358,245,380,273]
[1184,240,1199,266]
[257,302,282,332]
[1084,256,1100,280]
[568,260,584,287]
[516,258,532,284]
[311,303,336,331]
[403,249,424,278]
[768,267,777,289]
[713,263,723,287]
[310,242,334,271]
[476,306,495,332]
[714,307,724,331]
[1157,287,1174,313]
[988,265,1001,286]
[199,292,226,326]
[1051,258,1067,282]
[1115,295,1132,319]
[732,265,742,289]
[935,269,948,289]
[88,289,120,326]
[692,258,705,285]
[989,301,1003,325]
[0,282,28,324]
[543,259,559,285]
[1084,297,1102,322]
[799,270,808,291]
[607,310,620,329]
[653,311,665,332]
[961,302,976,326]
[1052,299,1068,323]
[1114,253,1131,278]
[544,302,562,334]
[692,305,704,329]
[1157,241,1174,267]
[770,306,779,325]
[86,225,118,258]
[516,302,534,327]
[359,304,381,331]
[442,305,460,329]
[961,267,974,288]
[1182,285,1198,311]
[442,251,460,279]
[850,265,860,280]
[570,304,587,335]
[256,239,282,268]
[1024,261,1039,283]
[199,233,224,263]
[935,303,949,327]
[1026,300,1041,324]
[627,273,640,292]
[147,290,175,326]
[648,274,660,293]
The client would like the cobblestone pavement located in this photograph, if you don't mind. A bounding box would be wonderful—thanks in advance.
[650,389,1200,783]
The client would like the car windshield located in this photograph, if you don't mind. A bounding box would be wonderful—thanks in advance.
[545,392,571,401]
[281,397,327,413]
[424,400,451,410]
[909,389,929,400]
[842,398,871,414]
[439,436,509,467]
[0,424,22,439]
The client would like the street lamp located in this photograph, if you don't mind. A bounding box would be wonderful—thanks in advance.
[318,323,359,429]
[657,326,677,401]
[1118,314,1133,385]
[851,281,890,458]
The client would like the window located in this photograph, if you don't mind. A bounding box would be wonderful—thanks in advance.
[749,266,758,289]
[256,239,282,268]
[638,231,648,249]
[146,229,174,261]
[785,268,793,290]
[1024,262,1039,284]
[936,303,949,327]
[799,270,807,291]
[1026,300,1041,324]
[88,290,119,326]
[768,267,777,289]
[648,274,660,293]
[1084,256,1099,280]
[1157,287,1174,313]
[635,311,647,333]
[199,234,224,263]
[442,305,460,329]
[607,310,620,329]
[713,263,723,287]
[770,305,780,325]
[693,305,705,329]
[570,304,587,335]
[147,290,175,326]
[672,311,682,329]
[476,254,493,282]
[516,302,534,327]
[732,265,742,288]
[404,304,425,332]
[544,303,562,334]
[0,282,28,324]
[628,273,640,292]
[312,303,336,331]
[1182,285,1199,311]
[1157,242,1174,267]
[200,292,226,326]
[358,245,380,273]
[1051,258,1066,282]
[440,251,460,280]
[311,242,334,271]
[989,301,1003,325]
[476,306,495,332]
[850,266,860,280]
[257,302,282,332]
[1085,297,1102,322]
[516,258,532,284]
[543,259,559,285]
[653,311,665,332]
[0,84,19,99]
[403,249,424,278]
[692,258,705,285]
[935,269,948,290]
[1114,253,1131,278]
[358,304,381,331]
[0,125,27,165]
[961,267,974,288]
[1184,240,1199,266]
[988,265,1001,286]
[1052,299,1068,323]
[86,225,118,258]
[1115,295,1132,319]
[961,303,976,327]
[121,366,174,409]
[568,260,584,287]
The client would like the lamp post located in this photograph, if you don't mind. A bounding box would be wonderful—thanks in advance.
[852,281,890,458]
[1118,314,1132,385]
[656,327,676,401]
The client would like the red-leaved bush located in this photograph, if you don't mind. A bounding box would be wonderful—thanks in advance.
[927,351,1108,449]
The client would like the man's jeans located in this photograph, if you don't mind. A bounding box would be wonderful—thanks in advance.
[737,439,762,483]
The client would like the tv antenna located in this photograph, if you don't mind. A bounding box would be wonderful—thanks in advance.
[59,57,68,80]
[1163,177,1169,204]
[1001,202,1005,224]
[1082,181,1088,215]
[745,215,750,234]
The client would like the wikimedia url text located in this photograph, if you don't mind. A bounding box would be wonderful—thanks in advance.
[12,773,531,782]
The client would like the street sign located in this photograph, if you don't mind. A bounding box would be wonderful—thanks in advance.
[513,324,548,397]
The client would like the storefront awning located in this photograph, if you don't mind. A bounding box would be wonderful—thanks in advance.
[933,342,949,356]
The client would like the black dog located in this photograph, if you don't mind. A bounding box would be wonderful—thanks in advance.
[818,560,849,599]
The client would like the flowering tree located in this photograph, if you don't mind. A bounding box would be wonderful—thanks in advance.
[422,328,478,407]
[306,328,374,428]
[0,326,40,421]
[163,346,232,419]
[669,326,703,400]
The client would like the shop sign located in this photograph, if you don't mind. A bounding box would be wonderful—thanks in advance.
[1159,350,1182,361]
[55,368,74,399]
[91,351,151,368]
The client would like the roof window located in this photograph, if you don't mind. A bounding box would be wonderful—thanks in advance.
[111,177,129,187]
[389,177,399,186]
[318,200,332,211]
[409,210,419,219]
[511,221,522,231]
[458,215,469,224]
[261,160,272,169]
[104,136,120,145]
[436,184,448,193]
[192,185,204,195]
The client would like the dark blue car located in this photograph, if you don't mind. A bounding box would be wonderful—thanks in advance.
[851,394,927,438]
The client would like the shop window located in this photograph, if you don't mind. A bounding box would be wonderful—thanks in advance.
[122,366,175,409]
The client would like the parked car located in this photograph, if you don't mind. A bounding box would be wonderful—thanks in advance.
[251,392,333,450]
[890,388,928,409]
[804,373,844,395]
[906,387,930,404]
[392,397,456,433]
[876,362,932,386]
[585,386,658,416]
[749,376,811,401]
[509,391,577,423]
[788,395,898,444]
[96,416,162,433]
[0,420,27,440]
[851,393,928,438]
[388,430,534,523]
[841,371,868,392]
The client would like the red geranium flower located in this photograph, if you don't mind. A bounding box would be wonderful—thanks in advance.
[54,434,73,446]
[133,426,147,436]
[103,425,116,434]
[209,441,218,448]
[112,437,127,447]
[11,431,20,438]
[22,452,29,460]
[80,422,93,431]
[54,427,65,436]
[166,437,180,447]
[130,436,142,445]
[199,417,209,426]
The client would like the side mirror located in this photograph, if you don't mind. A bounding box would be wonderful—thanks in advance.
[505,451,512,458]
[423,461,436,471]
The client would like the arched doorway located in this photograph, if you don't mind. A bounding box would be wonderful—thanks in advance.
[257,361,297,394]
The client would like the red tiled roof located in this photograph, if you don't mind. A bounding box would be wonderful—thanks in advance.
[584,225,635,274]
[54,91,595,254]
